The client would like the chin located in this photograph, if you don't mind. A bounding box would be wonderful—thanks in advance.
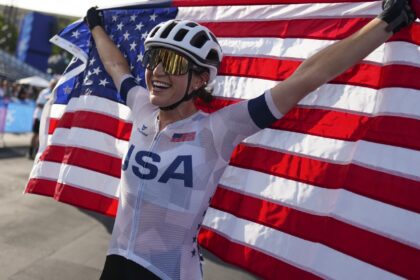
[149,94,169,108]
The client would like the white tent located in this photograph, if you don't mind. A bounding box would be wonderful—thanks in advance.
[17,76,49,88]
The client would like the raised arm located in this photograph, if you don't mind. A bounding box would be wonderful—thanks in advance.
[271,0,416,115]
[85,8,131,90]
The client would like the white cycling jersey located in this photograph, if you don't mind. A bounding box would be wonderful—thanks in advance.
[108,76,282,280]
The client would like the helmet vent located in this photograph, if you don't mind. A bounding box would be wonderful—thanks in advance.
[190,31,209,49]
[174,29,188,42]
[161,22,177,38]
[149,26,159,38]
[206,49,220,64]
[186,22,198,27]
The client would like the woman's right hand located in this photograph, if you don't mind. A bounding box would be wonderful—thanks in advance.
[85,7,103,30]
[377,0,416,33]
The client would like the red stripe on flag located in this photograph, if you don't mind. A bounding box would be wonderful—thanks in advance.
[175,0,376,6]
[220,56,420,90]
[278,108,420,151]
[205,18,371,40]
[26,178,118,217]
[390,23,420,45]
[197,99,420,152]
[230,144,420,214]
[198,227,321,280]
[40,145,122,178]
[204,20,420,45]
[48,111,132,141]
[48,117,59,134]
[211,187,420,279]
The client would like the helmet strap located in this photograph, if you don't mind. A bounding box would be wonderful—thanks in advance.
[159,70,197,111]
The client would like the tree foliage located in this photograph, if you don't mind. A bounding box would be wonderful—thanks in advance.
[0,14,18,53]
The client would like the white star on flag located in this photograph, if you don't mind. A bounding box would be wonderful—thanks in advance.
[150,13,157,21]
[136,52,143,62]
[135,23,144,31]
[117,22,124,31]
[123,31,130,41]
[71,30,80,39]
[112,15,118,22]
[130,41,137,51]
[89,57,96,66]
[130,15,137,22]
[99,78,109,87]
[92,67,102,75]
[141,32,148,39]
[63,86,72,94]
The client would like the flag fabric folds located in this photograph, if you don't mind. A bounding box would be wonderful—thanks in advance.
[26,1,420,279]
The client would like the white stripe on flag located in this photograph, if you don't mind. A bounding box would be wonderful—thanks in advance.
[244,130,420,180]
[220,38,420,66]
[220,165,420,248]
[50,95,132,121]
[213,77,420,118]
[48,128,129,158]
[203,208,402,280]
[30,161,120,198]
[177,2,381,21]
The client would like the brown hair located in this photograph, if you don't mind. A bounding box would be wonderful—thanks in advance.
[192,66,213,103]
[194,86,213,103]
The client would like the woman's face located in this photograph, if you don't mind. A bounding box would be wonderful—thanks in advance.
[144,48,209,108]
[145,62,191,108]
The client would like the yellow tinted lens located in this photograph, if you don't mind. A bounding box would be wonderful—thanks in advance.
[159,49,189,75]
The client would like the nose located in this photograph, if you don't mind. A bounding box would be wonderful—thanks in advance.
[152,62,166,76]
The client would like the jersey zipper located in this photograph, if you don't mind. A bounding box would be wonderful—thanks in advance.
[127,117,165,257]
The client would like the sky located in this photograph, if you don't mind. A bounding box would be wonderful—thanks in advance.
[0,0,153,17]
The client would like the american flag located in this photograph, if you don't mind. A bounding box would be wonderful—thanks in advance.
[171,132,196,142]
[26,1,420,279]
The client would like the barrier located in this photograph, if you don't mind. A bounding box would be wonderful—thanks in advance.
[0,99,35,133]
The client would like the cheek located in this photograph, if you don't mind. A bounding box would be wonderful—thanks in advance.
[145,70,152,89]
[171,76,188,91]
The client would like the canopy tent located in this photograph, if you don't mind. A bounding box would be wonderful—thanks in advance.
[17,76,49,88]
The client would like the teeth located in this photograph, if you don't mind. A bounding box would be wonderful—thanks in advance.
[152,81,171,88]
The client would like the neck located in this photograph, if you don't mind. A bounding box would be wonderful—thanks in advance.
[158,100,198,131]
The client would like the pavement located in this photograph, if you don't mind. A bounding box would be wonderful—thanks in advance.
[0,133,259,280]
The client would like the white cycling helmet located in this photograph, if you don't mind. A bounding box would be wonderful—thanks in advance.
[144,20,223,82]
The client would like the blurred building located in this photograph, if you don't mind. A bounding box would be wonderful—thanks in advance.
[16,12,57,72]
[0,5,76,80]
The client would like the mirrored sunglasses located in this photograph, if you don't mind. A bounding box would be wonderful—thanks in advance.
[142,48,191,75]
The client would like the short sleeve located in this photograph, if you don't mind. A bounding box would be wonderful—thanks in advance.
[118,75,156,119]
[209,90,283,162]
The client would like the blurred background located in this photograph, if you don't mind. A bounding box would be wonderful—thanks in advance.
[0,1,75,141]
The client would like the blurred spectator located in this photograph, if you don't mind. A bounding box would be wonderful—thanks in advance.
[0,80,4,98]
[17,87,29,102]
[10,83,20,100]
[29,86,40,100]
[29,78,57,159]
[0,80,10,99]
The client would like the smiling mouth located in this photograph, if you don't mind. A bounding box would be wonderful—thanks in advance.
[152,80,171,90]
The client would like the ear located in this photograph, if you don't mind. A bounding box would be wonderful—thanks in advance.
[192,71,210,90]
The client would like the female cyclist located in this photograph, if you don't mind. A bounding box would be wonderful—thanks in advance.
[85,1,416,279]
